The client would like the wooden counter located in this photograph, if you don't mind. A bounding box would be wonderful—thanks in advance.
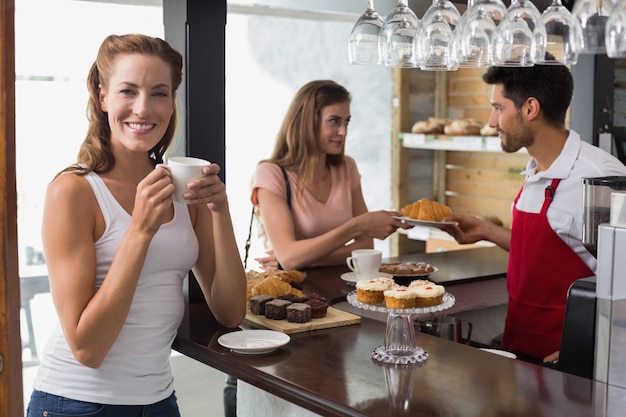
[173,247,599,417]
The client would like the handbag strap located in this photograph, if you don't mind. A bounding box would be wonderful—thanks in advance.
[243,165,291,269]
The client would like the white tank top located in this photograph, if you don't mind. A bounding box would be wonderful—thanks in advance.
[33,172,199,405]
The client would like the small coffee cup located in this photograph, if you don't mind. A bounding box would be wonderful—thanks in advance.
[346,249,382,280]
[157,156,210,203]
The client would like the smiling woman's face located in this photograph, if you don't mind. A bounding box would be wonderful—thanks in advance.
[98,53,175,155]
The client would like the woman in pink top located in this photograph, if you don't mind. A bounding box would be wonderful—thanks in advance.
[250,80,411,271]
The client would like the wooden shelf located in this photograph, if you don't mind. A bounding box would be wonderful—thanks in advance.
[400,132,526,153]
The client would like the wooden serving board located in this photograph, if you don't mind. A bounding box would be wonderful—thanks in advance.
[244,306,361,334]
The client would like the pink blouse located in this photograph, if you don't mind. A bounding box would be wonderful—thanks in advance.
[251,156,361,240]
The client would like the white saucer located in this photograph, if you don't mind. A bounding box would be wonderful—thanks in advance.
[479,348,517,359]
[218,330,290,355]
[340,271,392,283]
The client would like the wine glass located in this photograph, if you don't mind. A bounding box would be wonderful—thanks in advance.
[494,0,546,67]
[419,0,461,71]
[573,0,614,54]
[606,1,626,58]
[457,0,507,68]
[348,0,385,65]
[379,0,420,68]
[540,0,582,65]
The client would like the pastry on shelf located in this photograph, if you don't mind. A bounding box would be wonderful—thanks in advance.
[411,117,448,134]
[444,118,484,136]
[480,123,498,136]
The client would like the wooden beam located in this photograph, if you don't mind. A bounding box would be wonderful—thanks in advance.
[390,68,410,256]
[0,0,24,414]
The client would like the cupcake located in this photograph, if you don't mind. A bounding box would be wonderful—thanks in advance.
[384,286,417,309]
[356,277,394,304]
[412,283,445,307]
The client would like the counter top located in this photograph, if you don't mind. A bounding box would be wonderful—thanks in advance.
[173,247,597,417]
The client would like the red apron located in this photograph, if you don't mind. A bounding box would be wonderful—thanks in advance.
[504,178,594,361]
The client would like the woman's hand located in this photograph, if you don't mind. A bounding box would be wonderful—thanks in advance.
[132,167,177,235]
[255,250,280,271]
[185,163,228,211]
[358,210,413,240]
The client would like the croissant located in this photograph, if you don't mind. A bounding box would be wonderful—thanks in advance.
[401,198,451,222]
[250,276,305,299]
[246,269,307,286]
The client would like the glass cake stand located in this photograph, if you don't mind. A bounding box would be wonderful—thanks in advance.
[346,291,455,365]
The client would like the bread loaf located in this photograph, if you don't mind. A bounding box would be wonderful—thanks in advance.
[480,123,498,136]
[401,198,452,221]
[444,118,483,136]
[411,117,448,134]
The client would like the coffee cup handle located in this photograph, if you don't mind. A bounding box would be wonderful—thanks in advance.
[155,163,171,172]
[346,257,359,274]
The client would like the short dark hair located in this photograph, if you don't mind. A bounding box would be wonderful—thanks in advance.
[482,59,573,127]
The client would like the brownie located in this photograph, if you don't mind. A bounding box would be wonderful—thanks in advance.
[279,293,303,303]
[264,299,291,320]
[286,303,312,323]
[249,294,273,315]
[306,298,329,318]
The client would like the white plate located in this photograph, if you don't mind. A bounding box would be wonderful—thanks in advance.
[340,271,392,283]
[217,330,290,355]
[480,348,517,359]
[393,216,457,229]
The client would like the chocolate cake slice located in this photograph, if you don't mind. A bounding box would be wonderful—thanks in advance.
[264,299,291,320]
[286,303,312,323]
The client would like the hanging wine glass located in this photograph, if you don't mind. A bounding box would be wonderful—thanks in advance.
[606,1,626,58]
[540,0,582,65]
[457,0,507,68]
[379,0,420,68]
[573,0,614,54]
[419,0,461,71]
[348,0,385,65]
[494,0,546,67]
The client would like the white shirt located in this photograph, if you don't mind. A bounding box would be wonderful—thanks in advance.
[515,130,626,272]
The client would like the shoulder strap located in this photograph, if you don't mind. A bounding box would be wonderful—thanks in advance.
[279,165,292,209]
[243,165,291,268]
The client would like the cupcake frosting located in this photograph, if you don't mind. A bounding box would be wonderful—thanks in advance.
[411,283,445,298]
[384,287,415,300]
[356,277,394,291]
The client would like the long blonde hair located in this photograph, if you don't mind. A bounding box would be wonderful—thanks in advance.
[264,80,351,193]
[61,34,183,176]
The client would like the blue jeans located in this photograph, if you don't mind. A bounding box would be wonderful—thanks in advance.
[26,390,181,417]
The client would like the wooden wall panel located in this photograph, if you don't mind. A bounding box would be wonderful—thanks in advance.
[444,151,527,227]
[447,68,492,123]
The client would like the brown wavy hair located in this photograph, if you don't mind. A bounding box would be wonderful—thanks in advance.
[264,80,351,193]
[62,34,183,176]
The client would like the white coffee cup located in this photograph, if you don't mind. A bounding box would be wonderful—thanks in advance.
[157,156,210,203]
[346,249,382,280]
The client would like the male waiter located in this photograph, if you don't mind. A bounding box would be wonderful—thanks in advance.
[443,56,626,362]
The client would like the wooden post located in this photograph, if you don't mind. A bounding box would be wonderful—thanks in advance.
[390,68,410,257]
[0,0,24,414]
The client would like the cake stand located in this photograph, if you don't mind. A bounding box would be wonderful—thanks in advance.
[346,291,455,365]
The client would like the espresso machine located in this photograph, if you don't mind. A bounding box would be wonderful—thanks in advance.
[587,177,626,413]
